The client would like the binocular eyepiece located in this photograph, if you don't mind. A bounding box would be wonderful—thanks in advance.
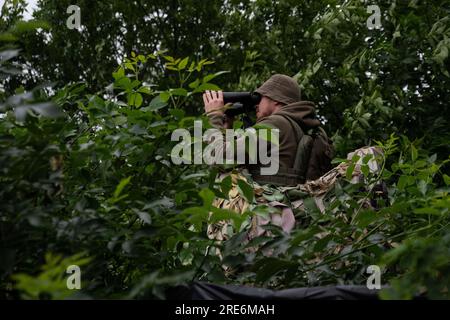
[223,92,261,116]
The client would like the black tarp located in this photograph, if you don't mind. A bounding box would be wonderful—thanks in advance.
[168,281,384,300]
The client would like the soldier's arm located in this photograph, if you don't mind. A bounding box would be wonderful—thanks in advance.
[203,90,234,129]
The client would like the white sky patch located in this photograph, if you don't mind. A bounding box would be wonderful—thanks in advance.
[0,0,39,20]
[24,0,39,20]
[0,0,37,20]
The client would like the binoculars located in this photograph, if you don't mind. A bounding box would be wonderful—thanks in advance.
[223,92,262,116]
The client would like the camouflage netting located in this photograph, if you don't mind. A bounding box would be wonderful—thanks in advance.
[207,146,384,247]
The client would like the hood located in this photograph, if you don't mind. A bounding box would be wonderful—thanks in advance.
[271,100,321,130]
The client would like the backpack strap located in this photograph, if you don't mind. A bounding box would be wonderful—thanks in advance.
[273,114,314,178]
[274,114,304,144]
[305,126,335,180]
[250,114,314,186]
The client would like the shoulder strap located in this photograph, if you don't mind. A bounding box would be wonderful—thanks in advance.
[271,114,313,173]
[250,114,314,186]
[270,114,304,144]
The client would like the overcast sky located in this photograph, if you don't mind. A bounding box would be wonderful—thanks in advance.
[0,0,39,20]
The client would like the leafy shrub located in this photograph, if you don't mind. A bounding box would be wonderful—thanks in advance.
[1,7,449,299]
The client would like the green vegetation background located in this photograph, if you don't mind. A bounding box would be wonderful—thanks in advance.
[0,0,449,299]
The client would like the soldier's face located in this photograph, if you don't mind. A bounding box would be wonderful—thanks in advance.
[255,96,279,120]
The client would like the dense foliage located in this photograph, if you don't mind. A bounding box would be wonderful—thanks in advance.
[0,0,449,299]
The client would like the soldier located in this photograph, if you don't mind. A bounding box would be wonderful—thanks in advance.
[203,74,334,186]
[202,74,334,246]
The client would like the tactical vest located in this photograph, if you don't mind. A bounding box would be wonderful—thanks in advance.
[250,114,334,186]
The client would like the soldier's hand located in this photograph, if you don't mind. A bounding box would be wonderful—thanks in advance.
[203,90,224,114]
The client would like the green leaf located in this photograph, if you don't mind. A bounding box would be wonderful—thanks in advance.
[13,20,50,33]
[199,188,215,209]
[346,163,356,180]
[254,258,295,284]
[115,76,131,91]
[209,207,246,231]
[124,62,135,72]
[170,88,188,96]
[362,154,374,164]
[179,249,194,266]
[203,71,230,83]
[443,174,450,186]
[361,164,370,177]
[146,95,168,111]
[163,55,174,62]
[411,144,418,161]
[169,108,185,119]
[397,175,414,190]
[313,234,334,251]
[145,163,155,174]
[137,86,153,95]
[237,179,254,203]
[113,177,131,199]
[159,91,170,102]
[112,67,125,80]
[358,117,370,128]
[351,154,361,163]
[417,180,427,196]
[196,58,214,72]
[331,157,347,164]
[193,83,221,93]
[251,205,278,220]
[0,33,18,41]
[188,79,200,89]
[354,210,379,229]
[183,206,209,229]
[175,192,187,205]
[220,175,232,196]
[130,80,141,89]
[428,153,437,164]
[135,210,152,224]
[188,61,196,72]
[262,190,284,202]
[128,92,143,107]
[413,207,442,215]
[178,57,189,70]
